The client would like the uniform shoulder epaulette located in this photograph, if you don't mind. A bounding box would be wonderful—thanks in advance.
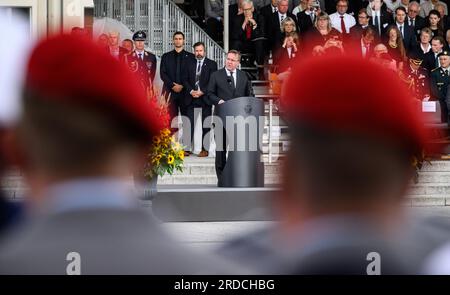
[431,67,440,72]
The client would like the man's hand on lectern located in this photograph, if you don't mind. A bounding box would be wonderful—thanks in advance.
[218,99,225,105]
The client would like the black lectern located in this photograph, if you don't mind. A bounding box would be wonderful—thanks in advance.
[216,97,265,187]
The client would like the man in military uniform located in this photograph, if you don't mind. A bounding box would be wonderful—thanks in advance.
[128,30,157,94]
[430,50,450,122]
[402,54,430,101]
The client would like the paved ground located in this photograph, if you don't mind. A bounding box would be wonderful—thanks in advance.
[162,206,450,253]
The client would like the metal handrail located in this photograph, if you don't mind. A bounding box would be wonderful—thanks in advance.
[93,0,225,67]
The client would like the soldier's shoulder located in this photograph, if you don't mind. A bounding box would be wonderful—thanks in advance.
[431,67,440,73]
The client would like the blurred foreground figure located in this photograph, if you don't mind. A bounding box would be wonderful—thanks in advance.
[0,34,235,275]
[0,12,30,235]
[219,55,427,274]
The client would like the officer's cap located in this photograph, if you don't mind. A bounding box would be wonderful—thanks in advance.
[133,30,147,41]
[437,51,450,58]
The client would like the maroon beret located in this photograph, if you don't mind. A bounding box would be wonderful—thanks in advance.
[25,34,161,140]
[282,55,427,154]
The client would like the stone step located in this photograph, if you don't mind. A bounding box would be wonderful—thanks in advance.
[406,195,450,207]
[159,174,281,185]
[420,161,450,172]
[408,183,450,195]
[416,172,450,183]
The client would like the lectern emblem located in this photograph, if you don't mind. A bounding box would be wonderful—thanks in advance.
[244,104,252,114]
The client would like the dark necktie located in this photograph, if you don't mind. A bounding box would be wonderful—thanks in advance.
[175,52,181,83]
[138,53,143,60]
[340,16,346,34]
[230,71,236,90]
[399,25,403,38]
[195,61,201,90]
[410,18,415,27]
[374,14,380,35]
[445,69,449,76]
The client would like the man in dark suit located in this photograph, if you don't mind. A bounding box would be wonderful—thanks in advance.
[260,0,278,38]
[407,1,426,37]
[394,6,418,55]
[350,26,376,58]
[423,36,445,72]
[297,0,320,34]
[182,42,218,157]
[207,50,254,179]
[127,31,157,94]
[268,0,298,51]
[369,0,393,37]
[160,32,194,129]
[349,8,378,41]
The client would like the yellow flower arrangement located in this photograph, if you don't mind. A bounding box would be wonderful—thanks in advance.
[144,127,185,179]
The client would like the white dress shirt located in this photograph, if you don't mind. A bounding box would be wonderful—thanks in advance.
[278,12,287,24]
[329,12,356,33]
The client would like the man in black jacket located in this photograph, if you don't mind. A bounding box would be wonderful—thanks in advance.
[160,31,194,126]
[268,0,298,51]
[182,42,218,157]
[207,50,254,180]
[407,1,426,37]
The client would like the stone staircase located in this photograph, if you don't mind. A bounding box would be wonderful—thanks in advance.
[2,158,450,207]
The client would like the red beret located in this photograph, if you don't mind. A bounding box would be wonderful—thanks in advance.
[282,55,427,154]
[25,34,161,140]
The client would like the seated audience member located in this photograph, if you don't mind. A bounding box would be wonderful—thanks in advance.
[349,26,377,58]
[297,0,321,34]
[230,0,265,71]
[435,3,449,32]
[273,17,298,54]
[367,0,393,37]
[428,9,445,38]
[269,0,298,52]
[407,1,426,37]
[274,32,300,74]
[205,0,224,42]
[414,27,433,60]
[371,44,398,71]
[384,25,407,70]
[304,12,343,55]
[423,35,445,72]
[349,8,378,42]
[420,0,448,18]
[292,0,308,16]
[394,6,418,55]
[400,54,430,100]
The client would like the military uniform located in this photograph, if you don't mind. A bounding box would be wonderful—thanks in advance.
[127,31,157,93]
[402,56,430,101]
[430,51,450,122]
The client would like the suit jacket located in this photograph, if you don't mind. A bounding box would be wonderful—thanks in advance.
[349,38,374,59]
[269,11,298,51]
[160,49,194,101]
[297,10,315,34]
[408,15,426,37]
[274,46,299,73]
[207,68,254,105]
[230,12,265,47]
[182,57,218,106]
[424,51,440,73]
[399,23,418,54]
[260,3,278,37]
[349,24,378,42]
[370,10,393,37]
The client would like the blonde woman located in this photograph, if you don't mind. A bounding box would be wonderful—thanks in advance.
[304,12,343,55]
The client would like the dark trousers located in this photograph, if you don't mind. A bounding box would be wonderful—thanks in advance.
[184,99,212,152]
[163,89,187,132]
[215,126,227,178]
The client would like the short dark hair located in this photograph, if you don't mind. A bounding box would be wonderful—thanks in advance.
[395,6,407,15]
[173,31,185,39]
[193,41,205,50]
[429,9,441,18]
[358,8,368,17]
[122,39,133,44]
[362,26,377,38]
[432,35,445,45]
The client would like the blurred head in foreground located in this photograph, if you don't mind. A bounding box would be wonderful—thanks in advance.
[281,55,425,231]
[16,34,159,203]
[276,55,426,274]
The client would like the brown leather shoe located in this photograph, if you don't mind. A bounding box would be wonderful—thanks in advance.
[183,151,191,157]
[197,150,209,157]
